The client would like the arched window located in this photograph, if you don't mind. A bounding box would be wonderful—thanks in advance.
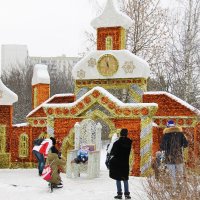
[19,133,29,157]
[106,36,113,50]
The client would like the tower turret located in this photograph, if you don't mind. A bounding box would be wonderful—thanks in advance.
[32,64,50,109]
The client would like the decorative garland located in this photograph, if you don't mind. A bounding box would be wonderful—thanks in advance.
[140,116,153,176]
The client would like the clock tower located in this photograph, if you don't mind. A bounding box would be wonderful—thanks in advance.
[72,0,150,103]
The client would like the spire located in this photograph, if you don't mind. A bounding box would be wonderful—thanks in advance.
[0,79,18,105]
[91,0,133,29]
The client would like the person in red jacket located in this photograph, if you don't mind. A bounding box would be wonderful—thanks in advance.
[33,137,55,176]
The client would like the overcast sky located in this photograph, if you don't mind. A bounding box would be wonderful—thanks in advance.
[0,0,174,60]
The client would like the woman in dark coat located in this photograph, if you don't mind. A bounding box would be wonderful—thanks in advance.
[109,129,132,199]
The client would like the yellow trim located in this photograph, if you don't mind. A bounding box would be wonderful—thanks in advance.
[106,36,113,50]
[19,133,29,158]
[0,125,6,153]
[120,28,126,49]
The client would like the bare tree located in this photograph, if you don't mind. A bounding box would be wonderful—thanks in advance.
[1,66,33,124]
[164,0,200,107]
[121,0,168,63]
[1,62,75,124]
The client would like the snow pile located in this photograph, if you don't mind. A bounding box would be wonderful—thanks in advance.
[32,64,50,86]
[0,79,18,105]
[91,0,133,29]
[44,86,158,109]
[72,50,150,80]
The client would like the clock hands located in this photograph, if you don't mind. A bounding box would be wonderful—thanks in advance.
[106,57,110,68]
[106,60,109,68]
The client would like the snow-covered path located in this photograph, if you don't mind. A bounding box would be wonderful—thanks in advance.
[0,169,147,200]
[0,145,147,200]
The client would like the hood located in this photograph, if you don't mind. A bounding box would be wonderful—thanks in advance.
[163,126,183,134]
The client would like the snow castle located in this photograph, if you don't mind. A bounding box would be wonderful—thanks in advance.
[0,0,200,177]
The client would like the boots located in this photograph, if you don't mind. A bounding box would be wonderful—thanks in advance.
[124,192,131,199]
[114,192,123,199]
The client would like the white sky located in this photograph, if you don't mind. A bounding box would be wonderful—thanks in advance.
[0,0,174,59]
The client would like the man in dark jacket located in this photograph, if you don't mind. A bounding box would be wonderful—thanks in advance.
[109,129,132,199]
[160,120,188,189]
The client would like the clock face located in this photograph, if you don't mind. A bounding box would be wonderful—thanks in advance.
[97,54,119,76]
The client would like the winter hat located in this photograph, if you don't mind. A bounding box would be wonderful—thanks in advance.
[167,120,175,127]
[50,137,56,145]
[120,129,128,137]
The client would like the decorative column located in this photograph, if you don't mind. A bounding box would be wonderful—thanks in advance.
[47,116,54,137]
[74,122,80,150]
[140,116,153,176]
[129,83,145,103]
[95,122,102,151]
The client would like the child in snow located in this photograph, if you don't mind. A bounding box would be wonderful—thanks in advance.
[71,145,90,164]
[45,140,66,189]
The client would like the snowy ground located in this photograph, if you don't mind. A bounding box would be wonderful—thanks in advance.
[0,145,147,200]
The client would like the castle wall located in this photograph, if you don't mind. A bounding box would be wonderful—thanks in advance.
[112,118,141,176]
[54,118,81,150]
[0,105,13,153]
[10,126,46,168]
[32,84,50,109]
[97,27,125,50]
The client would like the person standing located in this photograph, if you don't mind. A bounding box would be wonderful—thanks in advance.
[160,120,188,190]
[109,129,132,199]
[32,136,55,176]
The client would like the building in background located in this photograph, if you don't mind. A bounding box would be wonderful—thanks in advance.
[29,55,80,75]
[1,44,80,75]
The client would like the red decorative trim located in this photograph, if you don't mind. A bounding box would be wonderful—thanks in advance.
[132,109,139,115]
[92,90,100,98]
[141,108,149,115]
[55,108,62,115]
[101,96,109,104]
[123,108,131,116]
[40,120,45,125]
[108,102,115,110]
[70,108,77,115]
[34,120,38,125]
[83,96,91,104]
[63,108,69,115]
[115,107,122,115]
[77,102,84,110]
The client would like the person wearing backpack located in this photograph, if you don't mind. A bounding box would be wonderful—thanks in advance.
[109,129,132,199]
[32,136,55,176]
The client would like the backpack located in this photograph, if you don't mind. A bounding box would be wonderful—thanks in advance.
[33,138,44,146]
[105,153,114,169]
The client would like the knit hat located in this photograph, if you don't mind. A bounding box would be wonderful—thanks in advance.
[167,120,175,127]
[120,129,128,137]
